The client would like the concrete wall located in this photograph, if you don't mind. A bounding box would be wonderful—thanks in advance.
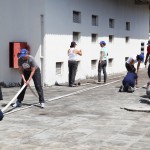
[44,0,149,85]
[0,0,149,85]
[0,0,45,84]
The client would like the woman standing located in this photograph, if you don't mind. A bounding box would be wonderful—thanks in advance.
[68,42,82,87]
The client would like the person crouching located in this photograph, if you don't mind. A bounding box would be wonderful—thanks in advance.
[119,70,138,93]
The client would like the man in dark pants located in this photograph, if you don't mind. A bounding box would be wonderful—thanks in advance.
[145,40,150,78]
[13,49,45,108]
[98,41,108,83]
[68,42,82,87]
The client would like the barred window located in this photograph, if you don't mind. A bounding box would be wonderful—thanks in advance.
[56,62,63,75]
[126,22,130,30]
[92,15,98,26]
[109,18,115,28]
[73,11,81,23]
[109,35,114,43]
[91,34,98,42]
[73,32,80,42]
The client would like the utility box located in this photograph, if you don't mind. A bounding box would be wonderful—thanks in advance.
[9,42,27,68]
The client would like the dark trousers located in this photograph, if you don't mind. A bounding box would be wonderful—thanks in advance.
[148,64,150,78]
[98,60,107,82]
[17,68,45,103]
[0,86,3,100]
[122,80,135,92]
[125,63,135,72]
[68,61,78,86]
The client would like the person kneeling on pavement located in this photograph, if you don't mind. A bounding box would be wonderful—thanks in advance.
[13,48,45,108]
[119,70,138,93]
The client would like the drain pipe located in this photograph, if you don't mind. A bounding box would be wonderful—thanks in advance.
[40,14,45,87]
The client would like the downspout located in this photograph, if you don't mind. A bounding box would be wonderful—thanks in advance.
[40,14,45,87]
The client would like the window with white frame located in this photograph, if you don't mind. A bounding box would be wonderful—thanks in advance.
[91,34,98,42]
[109,18,115,28]
[73,32,80,42]
[126,22,130,30]
[125,57,129,62]
[73,11,81,23]
[91,60,97,70]
[92,15,98,26]
[56,62,63,75]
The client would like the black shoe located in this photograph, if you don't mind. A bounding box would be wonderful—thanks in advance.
[69,84,77,87]
[119,85,124,92]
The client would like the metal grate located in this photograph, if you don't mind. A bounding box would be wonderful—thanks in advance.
[73,11,81,23]
[109,18,114,28]
[92,15,98,26]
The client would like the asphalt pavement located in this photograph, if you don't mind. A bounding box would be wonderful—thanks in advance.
[0,68,150,150]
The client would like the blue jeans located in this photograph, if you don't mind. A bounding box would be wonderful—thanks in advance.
[98,60,107,82]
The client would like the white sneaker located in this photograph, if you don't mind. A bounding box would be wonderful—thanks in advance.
[40,102,45,108]
[12,100,22,107]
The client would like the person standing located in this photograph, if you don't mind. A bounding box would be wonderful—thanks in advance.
[145,40,150,78]
[98,41,108,83]
[13,48,45,108]
[68,41,82,87]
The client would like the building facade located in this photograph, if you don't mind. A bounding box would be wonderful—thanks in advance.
[0,0,149,86]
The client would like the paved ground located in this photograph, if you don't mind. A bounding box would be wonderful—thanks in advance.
[0,69,150,150]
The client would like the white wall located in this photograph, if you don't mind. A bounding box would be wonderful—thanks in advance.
[44,0,149,85]
[0,0,45,84]
[0,0,149,85]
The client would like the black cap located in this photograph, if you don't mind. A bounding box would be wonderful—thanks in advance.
[70,41,77,48]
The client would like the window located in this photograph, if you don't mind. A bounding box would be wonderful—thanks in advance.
[126,22,130,30]
[125,36,130,43]
[56,62,63,75]
[141,42,145,54]
[108,58,113,67]
[125,57,129,62]
[73,32,80,42]
[109,18,114,28]
[91,34,98,42]
[91,60,97,70]
[92,15,98,26]
[109,35,114,43]
[73,11,81,23]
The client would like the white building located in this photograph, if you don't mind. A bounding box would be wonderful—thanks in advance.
[0,0,149,86]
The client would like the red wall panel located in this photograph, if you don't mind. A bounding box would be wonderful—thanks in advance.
[9,42,28,68]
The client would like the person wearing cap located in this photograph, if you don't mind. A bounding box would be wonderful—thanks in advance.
[98,41,108,83]
[68,41,82,87]
[145,40,150,78]
[13,48,45,108]
[126,54,144,73]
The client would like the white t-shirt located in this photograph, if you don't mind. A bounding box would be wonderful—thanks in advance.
[126,55,137,64]
[68,48,78,61]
